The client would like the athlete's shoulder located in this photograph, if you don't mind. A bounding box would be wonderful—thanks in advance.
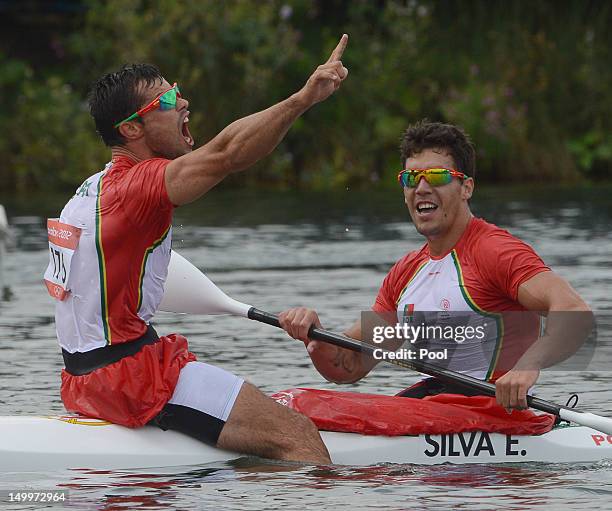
[387,243,429,280]
[397,243,429,264]
[108,156,170,174]
[460,217,549,299]
[133,157,171,169]
[108,157,174,220]
[106,156,171,193]
[468,216,515,237]
[65,164,110,202]
[464,217,530,251]
[374,244,429,312]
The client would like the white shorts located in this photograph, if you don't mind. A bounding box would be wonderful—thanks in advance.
[149,361,244,445]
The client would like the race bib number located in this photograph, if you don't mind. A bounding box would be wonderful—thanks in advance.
[44,219,82,301]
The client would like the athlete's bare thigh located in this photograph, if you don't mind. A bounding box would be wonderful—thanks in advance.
[150,361,330,464]
[218,382,331,464]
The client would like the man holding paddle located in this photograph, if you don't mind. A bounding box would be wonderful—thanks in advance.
[279,120,592,412]
[47,35,349,464]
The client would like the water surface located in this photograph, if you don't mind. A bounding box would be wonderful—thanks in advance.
[0,186,610,510]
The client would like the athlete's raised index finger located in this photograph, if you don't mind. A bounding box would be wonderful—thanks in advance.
[325,34,348,63]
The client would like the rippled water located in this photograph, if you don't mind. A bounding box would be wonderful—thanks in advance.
[0,186,611,510]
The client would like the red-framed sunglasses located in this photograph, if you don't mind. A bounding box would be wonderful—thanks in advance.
[397,167,468,188]
[114,83,181,128]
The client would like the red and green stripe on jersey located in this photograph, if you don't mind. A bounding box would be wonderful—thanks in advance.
[56,157,174,353]
[375,217,550,382]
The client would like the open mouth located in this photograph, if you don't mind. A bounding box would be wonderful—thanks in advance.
[416,201,438,215]
[181,115,194,146]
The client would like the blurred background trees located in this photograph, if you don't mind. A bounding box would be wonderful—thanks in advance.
[0,0,610,192]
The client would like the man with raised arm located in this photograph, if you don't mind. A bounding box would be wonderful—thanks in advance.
[279,120,591,411]
[47,35,349,464]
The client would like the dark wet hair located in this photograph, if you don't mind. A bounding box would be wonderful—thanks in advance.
[87,63,164,147]
[399,120,476,178]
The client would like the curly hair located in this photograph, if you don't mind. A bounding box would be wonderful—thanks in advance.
[399,120,476,178]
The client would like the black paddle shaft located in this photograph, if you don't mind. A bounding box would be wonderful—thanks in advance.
[247,307,562,416]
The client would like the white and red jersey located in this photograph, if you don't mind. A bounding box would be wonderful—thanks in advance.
[374,217,550,381]
[56,156,174,353]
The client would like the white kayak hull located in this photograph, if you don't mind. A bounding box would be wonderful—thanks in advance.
[1,416,611,472]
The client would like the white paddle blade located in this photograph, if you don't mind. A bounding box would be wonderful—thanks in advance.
[559,409,612,435]
[159,251,251,317]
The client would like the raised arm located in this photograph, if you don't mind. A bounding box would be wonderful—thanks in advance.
[165,34,349,206]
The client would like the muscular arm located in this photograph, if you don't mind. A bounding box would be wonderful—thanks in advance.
[514,270,593,369]
[309,320,367,384]
[279,311,403,384]
[165,94,309,205]
[278,309,368,384]
[495,270,593,409]
[165,35,348,206]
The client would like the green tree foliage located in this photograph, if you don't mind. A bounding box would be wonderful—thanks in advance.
[1,0,611,191]
[0,53,107,191]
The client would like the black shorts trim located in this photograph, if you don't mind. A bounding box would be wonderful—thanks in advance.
[149,403,225,446]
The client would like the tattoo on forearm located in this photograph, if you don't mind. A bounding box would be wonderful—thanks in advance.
[332,347,356,373]
[332,347,342,368]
